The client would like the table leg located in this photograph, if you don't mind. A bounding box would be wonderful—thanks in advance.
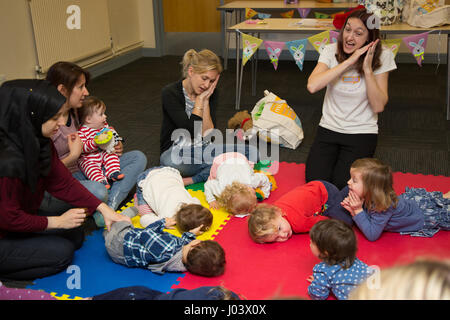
[251,32,260,97]
[235,30,241,110]
[223,9,233,70]
[447,34,449,120]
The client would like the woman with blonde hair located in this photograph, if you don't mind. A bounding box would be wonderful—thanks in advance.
[159,49,258,186]
[342,158,450,241]
[349,259,450,300]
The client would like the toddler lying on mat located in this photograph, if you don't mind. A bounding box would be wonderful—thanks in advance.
[103,217,225,276]
[204,152,272,216]
[248,180,352,243]
[132,166,213,232]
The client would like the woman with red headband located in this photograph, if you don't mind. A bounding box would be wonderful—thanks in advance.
[305,6,396,190]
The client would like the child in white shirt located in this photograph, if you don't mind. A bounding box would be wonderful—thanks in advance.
[134,166,213,231]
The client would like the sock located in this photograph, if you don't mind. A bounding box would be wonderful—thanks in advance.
[133,193,154,216]
[109,172,125,182]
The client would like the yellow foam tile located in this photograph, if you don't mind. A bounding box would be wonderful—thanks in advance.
[50,292,85,300]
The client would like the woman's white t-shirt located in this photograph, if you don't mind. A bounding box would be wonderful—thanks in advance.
[318,43,397,134]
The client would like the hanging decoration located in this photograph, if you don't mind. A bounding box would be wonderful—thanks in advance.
[329,30,339,44]
[314,12,331,19]
[280,10,295,18]
[242,33,264,67]
[245,8,258,19]
[258,13,272,19]
[264,41,286,70]
[286,39,308,71]
[381,39,402,58]
[402,31,430,66]
[237,6,435,70]
[308,30,330,54]
[297,8,311,18]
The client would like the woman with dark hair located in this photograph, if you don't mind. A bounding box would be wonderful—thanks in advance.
[43,61,147,227]
[0,80,130,281]
[305,7,397,189]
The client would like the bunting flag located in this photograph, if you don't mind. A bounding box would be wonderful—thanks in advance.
[314,12,331,19]
[402,31,430,66]
[297,8,311,18]
[242,33,264,67]
[245,8,258,19]
[264,41,285,70]
[308,30,330,54]
[381,39,402,58]
[238,29,434,72]
[329,30,339,44]
[258,13,272,19]
[280,10,295,18]
[286,39,308,71]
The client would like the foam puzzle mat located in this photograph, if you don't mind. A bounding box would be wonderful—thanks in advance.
[27,187,232,299]
[171,162,450,300]
[24,161,450,300]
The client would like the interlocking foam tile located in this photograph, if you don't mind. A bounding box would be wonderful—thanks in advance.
[27,228,183,298]
[50,292,84,300]
[171,162,450,299]
[27,186,232,299]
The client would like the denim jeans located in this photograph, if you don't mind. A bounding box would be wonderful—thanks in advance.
[320,182,354,227]
[135,166,164,206]
[160,143,259,184]
[39,150,147,227]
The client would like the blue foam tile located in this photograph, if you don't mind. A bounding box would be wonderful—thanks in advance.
[27,229,184,298]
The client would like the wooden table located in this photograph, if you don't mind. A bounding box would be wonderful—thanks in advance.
[217,1,358,69]
[228,18,450,120]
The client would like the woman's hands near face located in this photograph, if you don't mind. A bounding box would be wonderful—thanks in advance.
[346,39,379,68]
[362,39,379,74]
[198,74,220,102]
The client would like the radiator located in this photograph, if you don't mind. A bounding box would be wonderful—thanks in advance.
[29,0,113,73]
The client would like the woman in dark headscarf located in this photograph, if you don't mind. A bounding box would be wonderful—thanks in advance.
[0,79,130,281]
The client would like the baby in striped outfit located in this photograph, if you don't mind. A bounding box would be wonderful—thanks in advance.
[77,96,124,189]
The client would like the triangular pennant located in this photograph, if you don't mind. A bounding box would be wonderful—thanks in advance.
[402,31,430,66]
[297,8,311,18]
[258,13,272,19]
[308,30,330,54]
[329,30,339,44]
[264,41,285,70]
[381,39,402,58]
[245,8,258,19]
[314,12,331,19]
[280,10,294,18]
[286,39,308,71]
[242,33,264,67]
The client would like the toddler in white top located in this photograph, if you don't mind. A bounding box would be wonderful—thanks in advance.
[204,152,272,216]
[135,167,212,231]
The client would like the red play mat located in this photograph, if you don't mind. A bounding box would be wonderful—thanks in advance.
[172,162,450,300]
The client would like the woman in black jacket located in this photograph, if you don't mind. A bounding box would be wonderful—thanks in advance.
[160,49,258,185]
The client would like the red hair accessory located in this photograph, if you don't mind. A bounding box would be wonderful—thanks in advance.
[332,5,365,30]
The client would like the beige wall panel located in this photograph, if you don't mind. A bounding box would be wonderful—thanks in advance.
[108,0,143,52]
